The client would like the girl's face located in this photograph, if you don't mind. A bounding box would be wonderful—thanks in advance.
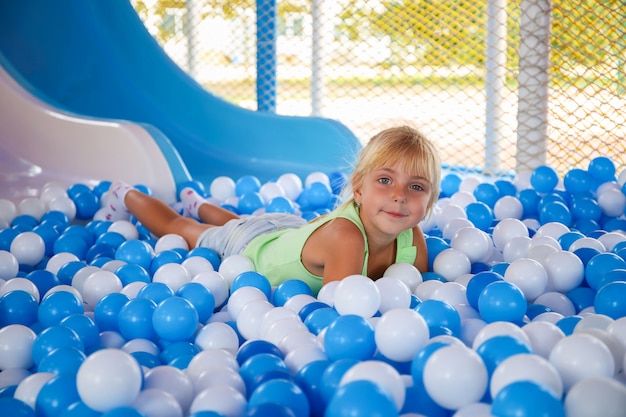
[353,161,433,238]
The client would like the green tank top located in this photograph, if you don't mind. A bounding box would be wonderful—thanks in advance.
[242,202,417,295]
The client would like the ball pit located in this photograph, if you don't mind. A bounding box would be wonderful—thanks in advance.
[1,160,626,416]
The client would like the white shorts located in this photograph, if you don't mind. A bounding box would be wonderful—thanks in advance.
[196,213,307,258]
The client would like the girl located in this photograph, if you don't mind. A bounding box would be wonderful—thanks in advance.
[103,125,441,294]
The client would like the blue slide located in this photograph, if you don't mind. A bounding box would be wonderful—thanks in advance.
[0,0,361,192]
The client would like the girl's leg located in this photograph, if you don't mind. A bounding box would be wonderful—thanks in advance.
[179,187,240,226]
[123,189,211,249]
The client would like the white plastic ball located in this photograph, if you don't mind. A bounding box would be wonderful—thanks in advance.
[13,372,55,409]
[548,333,615,391]
[430,281,468,307]
[143,365,194,413]
[283,344,328,374]
[195,322,240,353]
[374,308,429,362]
[374,277,412,313]
[153,263,191,292]
[259,307,301,340]
[82,269,123,309]
[47,195,77,221]
[193,270,229,307]
[333,274,381,318]
[423,345,488,410]
[259,181,286,202]
[472,321,531,350]
[383,262,423,291]
[449,190,476,208]
[0,325,37,370]
[131,388,183,417]
[526,243,559,265]
[597,231,626,252]
[490,353,563,400]
[108,220,139,240]
[182,256,214,278]
[236,299,274,340]
[316,280,339,306]
[522,321,565,359]
[261,316,308,347]
[0,277,40,301]
[442,218,474,241]
[606,317,626,354]
[451,226,492,263]
[305,171,331,188]
[17,197,47,220]
[492,218,529,252]
[564,376,626,417]
[227,286,267,320]
[45,252,80,275]
[542,250,585,293]
[436,204,467,231]
[413,280,444,301]
[433,248,472,281]
[0,199,17,224]
[195,366,246,396]
[597,188,626,218]
[575,328,624,375]
[121,282,147,299]
[209,176,236,202]
[502,236,532,263]
[340,360,405,411]
[44,284,83,303]
[277,173,304,201]
[0,250,19,280]
[189,386,246,417]
[76,348,143,412]
[493,195,524,220]
[218,254,255,287]
[574,314,614,331]
[278,330,320,355]
[503,257,548,301]
[568,237,606,253]
[10,231,45,266]
[283,293,317,313]
[534,291,576,317]
[459,176,482,193]
[121,338,160,356]
[186,349,239,384]
[534,221,571,241]
[155,233,189,253]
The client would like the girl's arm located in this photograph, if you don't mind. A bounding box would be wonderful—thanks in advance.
[412,225,429,273]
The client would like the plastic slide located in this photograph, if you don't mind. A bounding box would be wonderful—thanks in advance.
[0,60,191,204]
[0,0,362,195]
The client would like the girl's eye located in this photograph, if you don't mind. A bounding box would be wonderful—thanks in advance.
[411,184,424,191]
[378,177,391,185]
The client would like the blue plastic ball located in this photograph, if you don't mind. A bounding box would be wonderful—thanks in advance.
[115,239,154,270]
[594,281,626,319]
[187,247,221,270]
[588,156,616,182]
[72,190,100,220]
[475,335,532,376]
[33,223,60,256]
[425,237,451,270]
[230,271,272,299]
[584,252,626,290]
[297,301,330,322]
[319,358,360,404]
[38,346,87,375]
[495,179,517,197]
[414,299,461,337]
[325,380,397,417]
[465,201,494,231]
[0,397,35,417]
[248,378,310,417]
[306,182,332,209]
[152,296,199,341]
[235,175,262,196]
[328,171,347,195]
[149,250,184,275]
[246,403,298,417]
[266,196,296,214]
[517,189,541,219]
[0,228,19,251]
[38,291,84,328]
[555,315,582,336]
[59,314,100,353]
[304,307,340,336]
[175,282,215,323]
[473,182,501,208]
[238,192,265,215]
[323,314,376,361]
[118,297,158,341]
[236,340,284,366]
[530,165,559,193]
[570,196,602,222]
[539,201,572,226]
[478,280,527,323]
[136,282,174,304]
[53,233,89,259]
[114,263,151,286]
[272,279,314,307]
[563,168,593,195]
[32,325,84,366]
[440,173,462,197]
[557,231,585,250]
[0,290,38,327]
[93,292,130,332]
[491,380,565,417]
[239,353,291,395]
[294,359,331,417]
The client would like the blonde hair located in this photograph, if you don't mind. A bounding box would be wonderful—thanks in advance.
[344,125,441,217]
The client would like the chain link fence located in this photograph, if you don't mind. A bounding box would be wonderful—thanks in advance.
[132,0,626,178]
